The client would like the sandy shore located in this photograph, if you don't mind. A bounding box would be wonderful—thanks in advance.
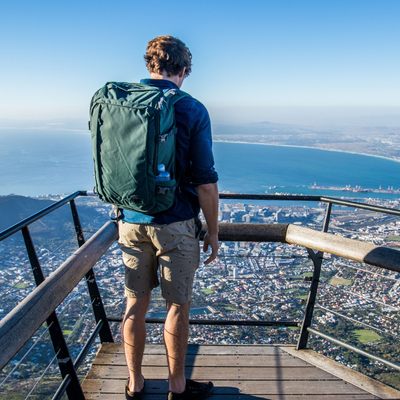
[213,139,400,164]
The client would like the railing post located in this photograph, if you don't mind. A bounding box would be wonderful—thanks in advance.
[322,202,332,233]
[296,202,331,349]
[296,249,323,349]
[21,226,85,399]
[69,200,113,343]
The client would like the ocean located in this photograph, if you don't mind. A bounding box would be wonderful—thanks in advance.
[1,130,400,201]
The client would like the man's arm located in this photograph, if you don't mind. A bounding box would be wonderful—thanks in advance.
[197,182,219,265]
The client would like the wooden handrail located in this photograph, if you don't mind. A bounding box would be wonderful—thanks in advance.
[285,224,400,273]
[202,223,288,243]
[0,221,118,371]
[202,223,400,274]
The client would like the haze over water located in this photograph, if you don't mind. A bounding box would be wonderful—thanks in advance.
[1,130,400,201]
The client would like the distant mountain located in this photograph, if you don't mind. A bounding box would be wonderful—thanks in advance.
[0,195,105,247]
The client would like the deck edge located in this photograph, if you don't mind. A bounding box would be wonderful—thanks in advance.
[280,346,400,400]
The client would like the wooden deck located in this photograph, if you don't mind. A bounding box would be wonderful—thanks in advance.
[82,343,400,400]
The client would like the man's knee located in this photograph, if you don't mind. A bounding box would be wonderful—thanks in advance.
[166,300,191,321]
[124,294,151,319]
[166,300,191,310]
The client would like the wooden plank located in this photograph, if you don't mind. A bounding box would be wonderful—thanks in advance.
[86,365,337,380]
[0,221,118,371]
[85,394,379,400]
[82,379,368,395]
[186,346,291,356]
[99,343,293,356]
[93,353,310,367]
[281,346,400,400]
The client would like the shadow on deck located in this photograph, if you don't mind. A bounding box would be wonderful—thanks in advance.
[82,343,400,400]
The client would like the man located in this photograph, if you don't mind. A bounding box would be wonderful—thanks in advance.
[118,35,219,400]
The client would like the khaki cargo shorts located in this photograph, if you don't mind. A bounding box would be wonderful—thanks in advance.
[118,218,200,304]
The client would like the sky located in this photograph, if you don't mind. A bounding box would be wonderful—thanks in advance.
[1,0,400,126]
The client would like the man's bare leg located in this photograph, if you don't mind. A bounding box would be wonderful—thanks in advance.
[164,300,191,393]
[123,294,151,392]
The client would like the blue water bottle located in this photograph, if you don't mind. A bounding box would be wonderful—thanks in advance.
[156,164,171,182]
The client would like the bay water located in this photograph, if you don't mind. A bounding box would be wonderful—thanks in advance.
[1,130,400,200]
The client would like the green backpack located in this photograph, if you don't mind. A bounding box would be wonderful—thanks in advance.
[90,82,189,214]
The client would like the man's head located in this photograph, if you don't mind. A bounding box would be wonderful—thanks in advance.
[144,35,192,78]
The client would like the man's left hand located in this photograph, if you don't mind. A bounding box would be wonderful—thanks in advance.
[203,232,219,265]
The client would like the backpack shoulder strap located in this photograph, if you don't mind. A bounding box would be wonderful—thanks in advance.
[164,88,191,105]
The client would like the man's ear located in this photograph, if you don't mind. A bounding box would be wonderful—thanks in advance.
[178,67,186,78]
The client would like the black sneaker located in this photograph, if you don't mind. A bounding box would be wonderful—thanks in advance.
[167,379,213,400]
[125,378,145,400]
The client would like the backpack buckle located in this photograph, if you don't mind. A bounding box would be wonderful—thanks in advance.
[157,186,176,195]
[158,127,177,143]
[158,134,168,142]
[165,89,177,97]
[158,96,166,110]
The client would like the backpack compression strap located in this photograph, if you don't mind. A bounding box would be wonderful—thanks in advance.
[157,89,191,143]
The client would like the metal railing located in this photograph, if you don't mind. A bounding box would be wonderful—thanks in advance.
[1,191,400,399]
[219,194,400,357]
[0,191,116,400]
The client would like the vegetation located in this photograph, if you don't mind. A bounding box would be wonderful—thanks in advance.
[310,311,400,390]
[0,376,64,400]
[329,277,353,286]
[352,329,380,344]
[385,235,400,242]
[0,195,107,251]
[200,289,214,295]
[297,294,309,300]
[292,271,313,278]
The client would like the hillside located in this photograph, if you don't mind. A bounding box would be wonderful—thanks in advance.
[0,195,107,247]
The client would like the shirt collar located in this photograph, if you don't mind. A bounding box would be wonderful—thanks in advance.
[140,79,179,90]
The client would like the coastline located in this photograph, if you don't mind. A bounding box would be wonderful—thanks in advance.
[213,139,400,164]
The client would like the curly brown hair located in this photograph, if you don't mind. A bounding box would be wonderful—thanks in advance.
[144,35,192,77]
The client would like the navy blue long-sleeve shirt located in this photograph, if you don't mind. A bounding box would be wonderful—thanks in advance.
[121,79,218,224]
